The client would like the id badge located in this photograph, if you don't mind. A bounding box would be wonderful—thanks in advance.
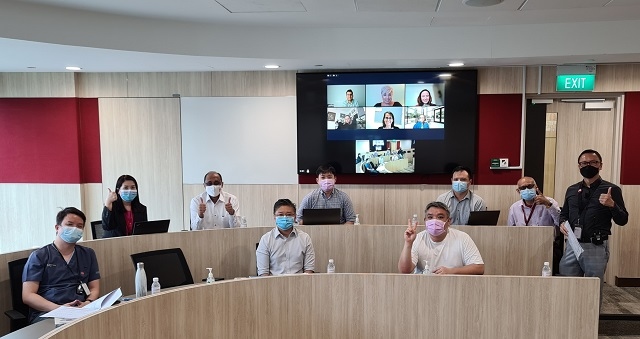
[80,282,90,296]
[574,226,582,239]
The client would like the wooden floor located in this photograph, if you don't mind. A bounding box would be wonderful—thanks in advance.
[599,283,640,338]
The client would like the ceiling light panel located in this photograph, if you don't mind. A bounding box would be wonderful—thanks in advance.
[215,0,306,13]
[438,0,520,11]
[354,0,438,12]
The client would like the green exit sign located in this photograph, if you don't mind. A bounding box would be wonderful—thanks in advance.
[556,75,595,92]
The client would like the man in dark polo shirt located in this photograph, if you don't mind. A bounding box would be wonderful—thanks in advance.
[558,149,628,288]
[22,207,101,323]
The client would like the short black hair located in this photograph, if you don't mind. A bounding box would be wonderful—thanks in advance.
[203,171,222,183]
[316,165,336,176]
[56,207,86,225]
[424,201,450,218]
[452,165,473,179]
[578,149,602,163]
[273,199,296,214]
[346,89,353,94]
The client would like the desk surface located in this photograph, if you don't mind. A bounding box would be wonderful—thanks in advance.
[0,319,54,339]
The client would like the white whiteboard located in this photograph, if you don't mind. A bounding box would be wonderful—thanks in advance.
[181,97,298,184]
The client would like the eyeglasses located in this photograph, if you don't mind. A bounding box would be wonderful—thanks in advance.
[578,160,601,167]
[518,184,535,191]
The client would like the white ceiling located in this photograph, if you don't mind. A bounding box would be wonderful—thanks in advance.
[1,0,640,72]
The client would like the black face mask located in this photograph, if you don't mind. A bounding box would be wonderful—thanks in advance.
[580,165,599,179]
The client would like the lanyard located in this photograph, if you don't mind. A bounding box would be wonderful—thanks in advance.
[521,204,537,226]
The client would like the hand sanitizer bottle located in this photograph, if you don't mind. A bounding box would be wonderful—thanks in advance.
[206,268,215,284]
[422,260,432,276]
[354,214,361,225]
[411,214,419,227]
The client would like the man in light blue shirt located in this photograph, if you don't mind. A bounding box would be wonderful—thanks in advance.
[342,89,360,107]
[507,176,560,226]
[256,199,315,276]
[436,166,486,225]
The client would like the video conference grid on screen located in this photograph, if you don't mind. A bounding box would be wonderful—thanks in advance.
[296,70,478,176]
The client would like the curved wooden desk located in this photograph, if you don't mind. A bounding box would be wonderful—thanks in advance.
[40,274,599,339]
[0,225,554,335]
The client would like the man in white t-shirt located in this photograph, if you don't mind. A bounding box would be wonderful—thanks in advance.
[398,201,484,275]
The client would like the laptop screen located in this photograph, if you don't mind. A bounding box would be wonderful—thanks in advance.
[302,208,341,225]
[466,211,500,226]
[132,219,171,235]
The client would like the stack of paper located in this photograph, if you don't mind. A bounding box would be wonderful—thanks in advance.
[42,288,122,320]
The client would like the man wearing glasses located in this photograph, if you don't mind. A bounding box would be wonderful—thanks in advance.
[558,149,628,286]
[397,201,484,275]
[190,171,240,229]
[507,176,560,226]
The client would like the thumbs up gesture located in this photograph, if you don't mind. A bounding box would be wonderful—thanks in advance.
[599,187,615,208]
[224,198,235,215]
[198,197,207,218]
[105,188,118,204]
[533,188,552,208]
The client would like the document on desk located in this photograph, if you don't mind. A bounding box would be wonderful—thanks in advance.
[42,287,122,319]
[564,222,584,260]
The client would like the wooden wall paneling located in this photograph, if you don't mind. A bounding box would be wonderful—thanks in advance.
[81,183,104,238]
[525,66,541,94]
[616,185,640,278]
[553,101,615,202]
[595,64,640,92]
[43,275,599,339]
[98,98,184,233]
[0,72,75,97]
[473,185,520,225]
[210,71,297,96]
[0,184,82,254]
[478,67,523,94]
[544,111,558,199]
[126,72,212,97]
[382,184,448,225]
[540,66,558,94]
[75,73,128,98]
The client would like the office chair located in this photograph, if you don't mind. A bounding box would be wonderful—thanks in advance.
[130,248,194,291]
[4,257,29,332]
[90,220,104,240]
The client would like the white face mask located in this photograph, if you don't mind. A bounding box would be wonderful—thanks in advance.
[206,185,221,197]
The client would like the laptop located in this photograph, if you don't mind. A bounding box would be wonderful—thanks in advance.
[302,208,342,225]
[132,219,171,235]
[466,211,500,226]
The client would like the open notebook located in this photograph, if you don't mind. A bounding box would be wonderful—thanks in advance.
[42,288,122,319]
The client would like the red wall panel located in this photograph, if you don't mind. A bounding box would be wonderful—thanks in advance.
[0,98,101,184]
[475,94,523,185]
[77,99,102,183]
[620,92,640,184]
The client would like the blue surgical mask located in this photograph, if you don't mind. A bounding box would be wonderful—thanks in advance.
[520,188,536,201]
[120,190,138,203]
[452,181,468,193]
[59,226,83,243]
[275,216,294,231]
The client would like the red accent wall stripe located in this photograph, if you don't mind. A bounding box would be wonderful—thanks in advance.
[620,92,640,184]
[475,94,523,185]
[77,99,102,183]
[0,98,101,184]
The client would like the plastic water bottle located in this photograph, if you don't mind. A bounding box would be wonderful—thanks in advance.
[151,277,161,294]
[422,260,432,275]
[206,268,215,284]
[411,214,419,227]
[135,262,147,298]
[327,259,336,273]
[354,214,361,225]
[241,216,248,228]
[542,261,552,277]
